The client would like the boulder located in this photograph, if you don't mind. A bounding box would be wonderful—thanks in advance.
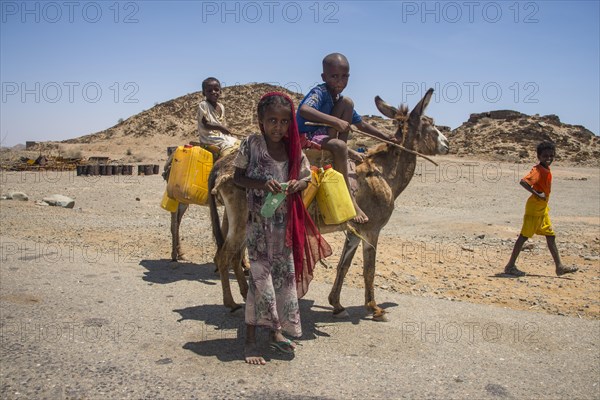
[7,191,29,201]
[42,194,75,209]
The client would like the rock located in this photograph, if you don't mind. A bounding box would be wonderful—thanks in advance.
[35,201,50,206]
[7,191,29,201]
[42,194,75,208]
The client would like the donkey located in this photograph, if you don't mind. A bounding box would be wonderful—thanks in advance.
[209,89,449,319]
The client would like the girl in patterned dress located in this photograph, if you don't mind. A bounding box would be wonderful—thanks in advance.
[233,92,331,365]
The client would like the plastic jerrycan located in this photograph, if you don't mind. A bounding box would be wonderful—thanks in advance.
[302,166,320,208]
[160,190,179,212]
[167,144,213,205]
[316,164,356,224]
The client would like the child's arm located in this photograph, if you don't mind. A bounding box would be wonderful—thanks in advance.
[354,120,397,142]
[520,179,546,199]
[233,168,283,194]
[299,104,351,134]
[202,117,232,136]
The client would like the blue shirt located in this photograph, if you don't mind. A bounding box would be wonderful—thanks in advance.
[296,83,362,134]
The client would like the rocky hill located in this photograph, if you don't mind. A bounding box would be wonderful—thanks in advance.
[4,84,598,167]
[447,110,599,166]
[34,83,391,163]
[64,83,306,146]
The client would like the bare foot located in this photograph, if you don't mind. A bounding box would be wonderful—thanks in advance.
[556,265,578,276]
[270,331,296,352]
[504,265,526,277]
[244,342,266,365]
[352,202,369,224]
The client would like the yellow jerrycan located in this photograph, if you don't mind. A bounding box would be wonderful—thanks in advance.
[316,164,356,224]
[302,166,320,208]
[167,144,213,205]
[160,190,179,212]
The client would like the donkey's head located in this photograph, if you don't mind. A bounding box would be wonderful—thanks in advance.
[375,89,449,156]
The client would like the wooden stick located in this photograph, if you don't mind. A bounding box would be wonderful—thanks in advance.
[304,122,438,166]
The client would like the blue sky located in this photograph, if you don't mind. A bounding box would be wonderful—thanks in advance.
[1,0,599,147]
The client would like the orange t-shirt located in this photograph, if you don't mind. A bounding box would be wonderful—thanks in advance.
[522,164,551,216]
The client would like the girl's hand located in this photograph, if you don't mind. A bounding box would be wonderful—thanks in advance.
[286,179,307,194]
[264,179,282,194]
[534,190,546,200]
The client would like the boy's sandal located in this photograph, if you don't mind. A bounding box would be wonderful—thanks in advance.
[504,266,526,277]
[270,339,295,354]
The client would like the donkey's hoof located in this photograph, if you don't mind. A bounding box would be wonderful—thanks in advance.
[372,312,388,322]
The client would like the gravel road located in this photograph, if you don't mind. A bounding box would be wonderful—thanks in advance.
[1,157,599,399]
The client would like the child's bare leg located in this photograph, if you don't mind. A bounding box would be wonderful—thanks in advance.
[546,235,578,276]
[504,234,528,276]
[244,324,265,365]
[321,139,368,223]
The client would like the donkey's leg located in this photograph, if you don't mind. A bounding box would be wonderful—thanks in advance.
[170,203,189,261]
[212,211,229,274]
[215,247,241,312]
[215,191,246,312]
[231,245,249,301]
[223,207,249,302]
[328,232,361,316]
[222,211,250,274]
[362,231,386,321]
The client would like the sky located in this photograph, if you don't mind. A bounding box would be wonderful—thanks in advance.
[1,0,599,147]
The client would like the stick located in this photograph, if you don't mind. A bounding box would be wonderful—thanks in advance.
[304,122,438,166]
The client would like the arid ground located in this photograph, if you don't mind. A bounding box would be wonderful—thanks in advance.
[2,155,598,320]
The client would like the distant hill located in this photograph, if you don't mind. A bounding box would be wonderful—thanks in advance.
[50,83,395,162]
[9,84,599,166]
[448,110,599,166]
[63,83,303,145]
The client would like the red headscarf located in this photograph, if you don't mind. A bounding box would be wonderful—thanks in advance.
[259,92,332,296]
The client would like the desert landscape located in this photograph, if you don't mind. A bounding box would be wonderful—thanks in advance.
[0,83,599,398]
[1,83,599,319]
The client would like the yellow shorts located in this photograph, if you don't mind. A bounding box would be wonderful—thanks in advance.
[520,212,555,238]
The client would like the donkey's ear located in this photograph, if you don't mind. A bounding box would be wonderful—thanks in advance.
[375,96,398,119]
[409,88,434,122]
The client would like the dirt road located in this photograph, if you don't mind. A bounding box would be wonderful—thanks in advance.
[1,155,599,398]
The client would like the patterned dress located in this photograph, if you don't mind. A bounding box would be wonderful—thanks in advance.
[234,134,311,337]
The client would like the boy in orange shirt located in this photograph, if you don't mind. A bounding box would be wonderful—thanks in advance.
[503,141,578,277]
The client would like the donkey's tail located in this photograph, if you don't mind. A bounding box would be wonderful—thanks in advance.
[208,165,225,249]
